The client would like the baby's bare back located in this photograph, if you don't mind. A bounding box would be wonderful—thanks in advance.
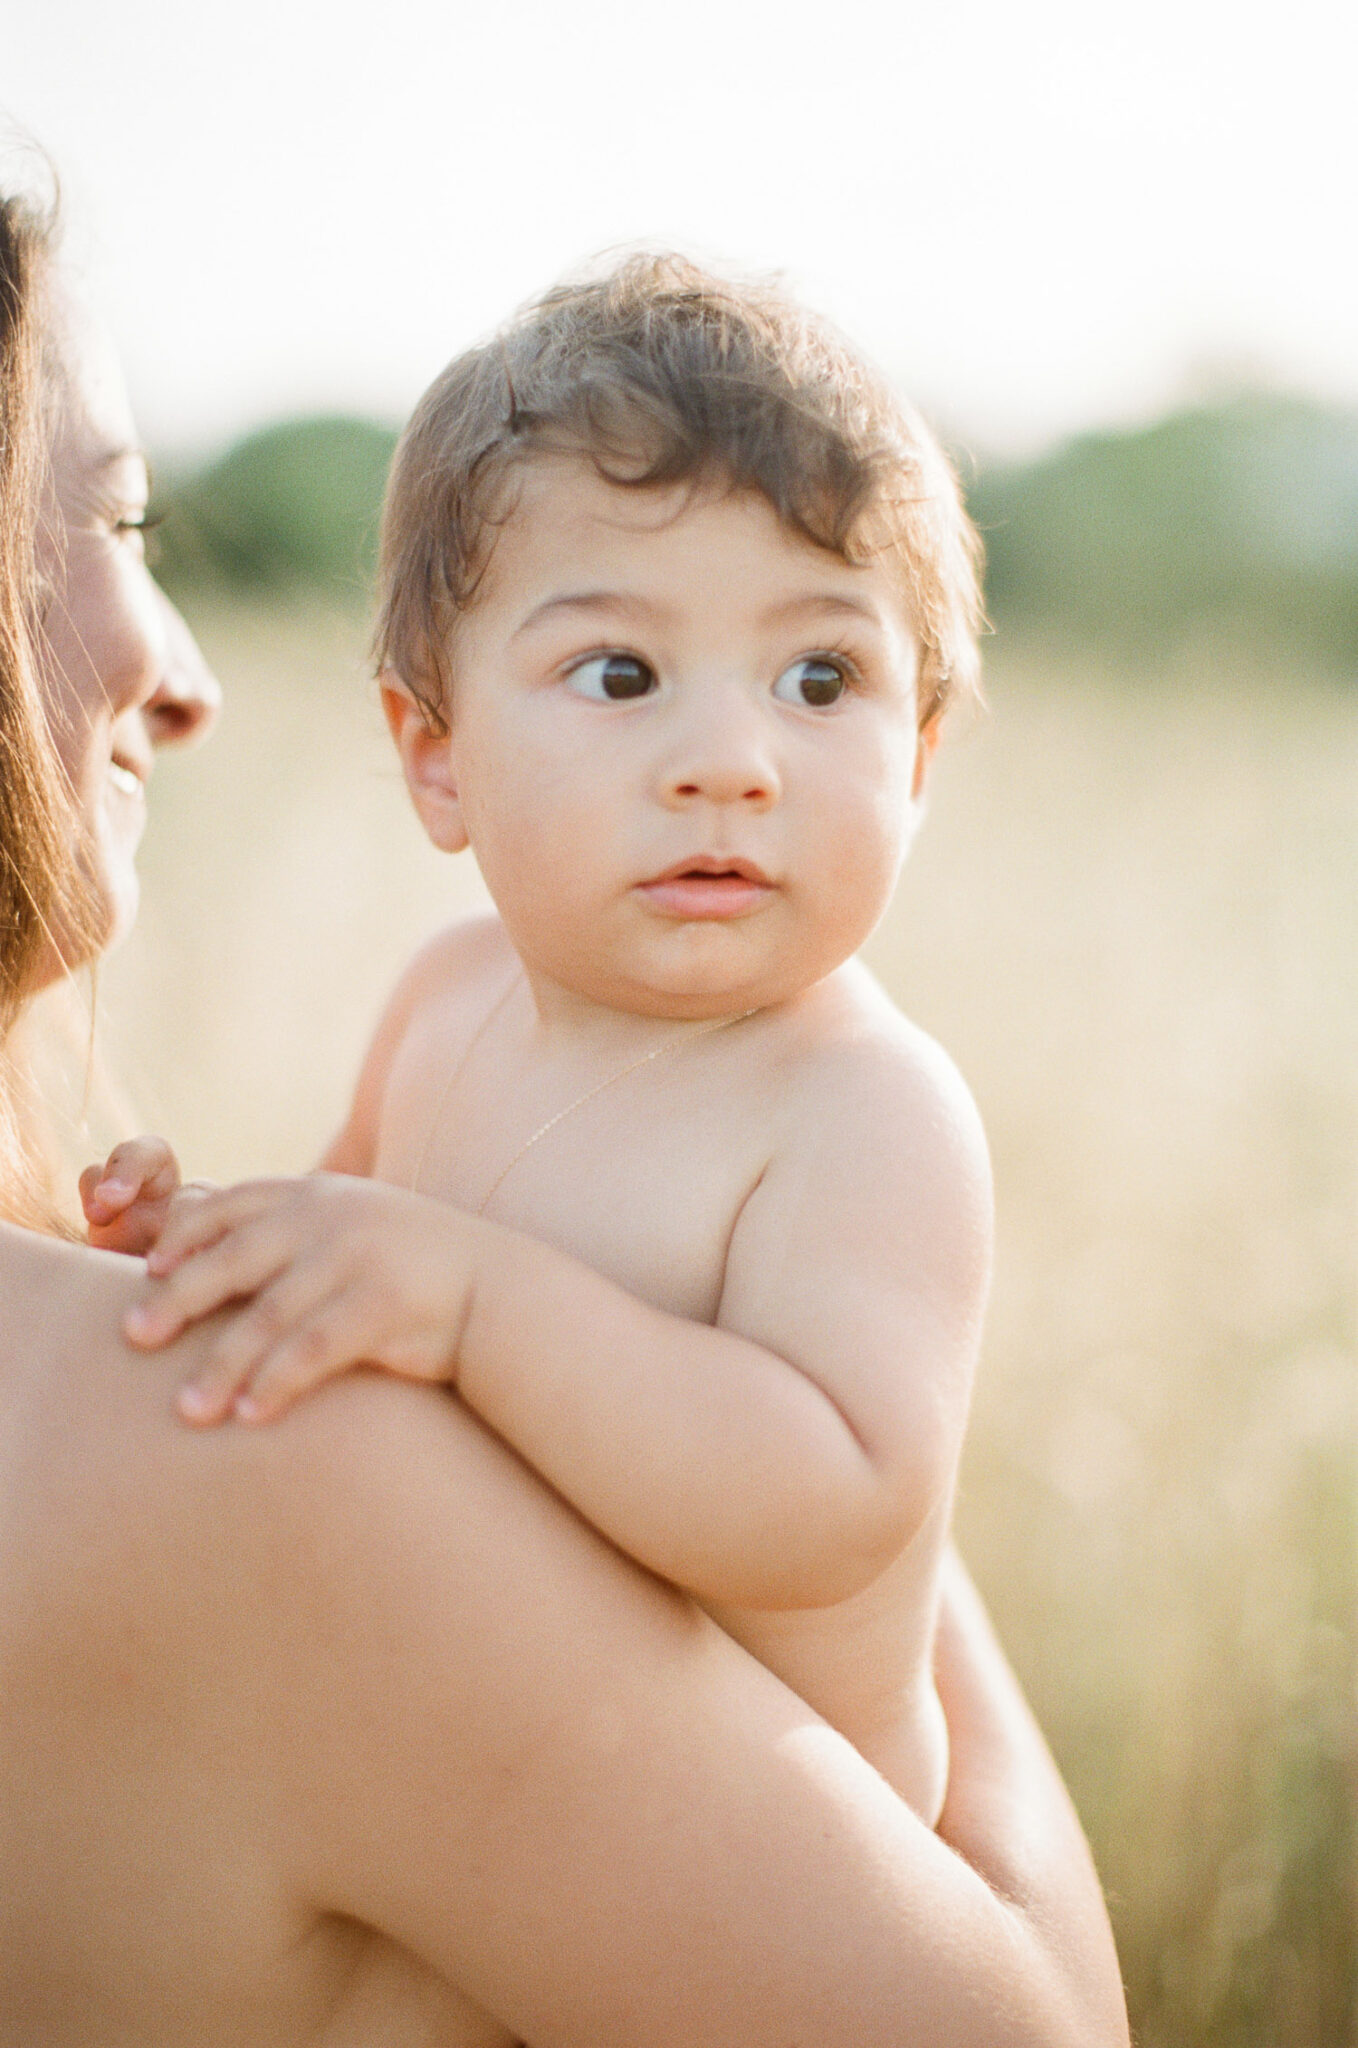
[370,925,983,1822]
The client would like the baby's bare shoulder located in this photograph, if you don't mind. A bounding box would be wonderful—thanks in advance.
[368,914,514,1066]
[392,912,514,1015]
[770,966,989,1184]
[738,970,994,1302]
[330,916,515,1173]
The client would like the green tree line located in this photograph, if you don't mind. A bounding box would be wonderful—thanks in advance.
[153,395,1358,672]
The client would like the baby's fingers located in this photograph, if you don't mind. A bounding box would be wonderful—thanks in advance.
[224,1298,372,1424]
[78,1160,113,1220]
[126,1208,293,1349]
[81,1134,180,1225]
[145,1180,285,1278]
[176,1270,342,1426]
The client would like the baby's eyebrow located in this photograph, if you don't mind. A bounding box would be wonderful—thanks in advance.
[514,589,889,640]
[760,593,887,631]
[512,591,657,638]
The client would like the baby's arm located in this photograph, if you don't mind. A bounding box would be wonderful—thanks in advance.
[131,1030,989,1612]
[453,1033,990,1607]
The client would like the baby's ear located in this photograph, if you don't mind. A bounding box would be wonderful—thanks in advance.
[380,667,469,854]
[897,720,941,860]
[912,719,941,802]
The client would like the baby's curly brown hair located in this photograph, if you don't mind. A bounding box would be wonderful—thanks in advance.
[376,252,983,734]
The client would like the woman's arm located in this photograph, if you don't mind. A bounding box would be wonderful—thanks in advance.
[20,1237,1125,2048]
[238,1372,1128,2048]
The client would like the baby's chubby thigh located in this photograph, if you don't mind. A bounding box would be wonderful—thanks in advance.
[705,1577,950,1826]
[868,1673,949,1828]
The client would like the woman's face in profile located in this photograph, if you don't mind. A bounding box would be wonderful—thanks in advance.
[35,282,219,961]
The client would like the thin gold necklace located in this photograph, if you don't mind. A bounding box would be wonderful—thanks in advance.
[409,974,759,1214]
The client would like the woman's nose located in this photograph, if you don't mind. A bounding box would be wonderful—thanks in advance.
[657,694,782,811]
[144,588,221,749]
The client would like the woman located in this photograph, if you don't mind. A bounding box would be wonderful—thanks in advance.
[0,184,1129,2046]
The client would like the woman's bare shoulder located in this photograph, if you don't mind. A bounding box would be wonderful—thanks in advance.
[0,1221,633,1648]
[0,1225,707,1870]
[0,1223,419,1543]
[0,1223,148,1394]
[0,1220,609,1810]
[0,1220,459,1490]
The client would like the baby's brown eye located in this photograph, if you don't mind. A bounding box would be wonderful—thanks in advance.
[568,652,657,701]
[773,656,848,708]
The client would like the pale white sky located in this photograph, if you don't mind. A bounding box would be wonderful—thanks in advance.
[6,0,1357,458]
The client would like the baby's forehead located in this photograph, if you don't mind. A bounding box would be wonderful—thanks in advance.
[500,454,724,538]
[476,454,913,632]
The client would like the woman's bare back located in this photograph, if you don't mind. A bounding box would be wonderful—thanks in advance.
[0,1227,512,2047]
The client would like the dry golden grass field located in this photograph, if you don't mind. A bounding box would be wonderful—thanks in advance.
[60,600,1356,2048]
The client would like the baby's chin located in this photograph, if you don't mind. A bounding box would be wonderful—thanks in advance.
[571,959,797,1023]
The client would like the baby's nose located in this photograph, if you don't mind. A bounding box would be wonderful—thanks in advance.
[144,588,222,749]
[658,704,782,810]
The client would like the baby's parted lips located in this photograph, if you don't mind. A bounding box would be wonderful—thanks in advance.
[635,856,775,919]
[647,854,771,885]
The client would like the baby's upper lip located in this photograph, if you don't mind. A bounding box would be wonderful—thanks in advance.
[643,854,773,886]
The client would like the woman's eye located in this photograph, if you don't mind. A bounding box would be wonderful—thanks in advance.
[114,511,164,564]
[566,652,657,701]
[772,656,849,709]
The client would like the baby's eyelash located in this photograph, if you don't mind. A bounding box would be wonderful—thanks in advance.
[815,642,868,687]
[563,646,659,702]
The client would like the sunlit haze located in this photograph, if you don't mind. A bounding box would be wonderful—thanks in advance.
[7,0,1357,457]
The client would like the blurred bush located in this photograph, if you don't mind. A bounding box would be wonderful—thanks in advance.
[153,415,398,603]
[972,393,1358,671]
[152,392,1358,673]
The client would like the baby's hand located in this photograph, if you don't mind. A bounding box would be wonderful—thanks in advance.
[123,1175,480,1426]
[80,1135,184,1256]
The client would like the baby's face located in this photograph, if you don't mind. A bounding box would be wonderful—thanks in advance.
[416,458,928,1018]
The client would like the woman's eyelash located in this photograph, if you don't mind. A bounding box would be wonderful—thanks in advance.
[115,510,166,565]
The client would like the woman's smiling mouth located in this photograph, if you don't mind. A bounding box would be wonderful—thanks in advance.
[636,857,773,920]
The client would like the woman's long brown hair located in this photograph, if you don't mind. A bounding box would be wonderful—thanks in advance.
[0,187,95,1227]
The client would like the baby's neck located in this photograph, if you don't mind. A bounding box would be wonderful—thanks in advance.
[512,959,765,1061]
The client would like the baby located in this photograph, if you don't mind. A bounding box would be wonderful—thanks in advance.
[87,255,992,1823]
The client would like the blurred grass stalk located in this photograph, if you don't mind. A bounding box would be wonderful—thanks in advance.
[70,600,1358,2048]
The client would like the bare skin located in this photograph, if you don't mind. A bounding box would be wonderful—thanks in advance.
[11,257,1129,2048]
[0,1221,1128,2048]
[118,934,984,1820]
[105,472,994,1824]
[35,281,220,960]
